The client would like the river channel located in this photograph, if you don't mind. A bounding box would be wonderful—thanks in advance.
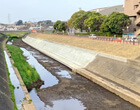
[6,39,139,110]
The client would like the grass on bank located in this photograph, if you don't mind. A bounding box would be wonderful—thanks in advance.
[0,34,3,37]
[6,44,40,86]
[7,68,18,110]
[5,32,29,41]
[30,33,140,59]
[1,41,17,110]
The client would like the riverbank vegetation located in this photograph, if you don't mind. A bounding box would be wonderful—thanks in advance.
[53,11,131,37]
[5,32,29,41]
[6,45,41,86]
[6,67,18,110]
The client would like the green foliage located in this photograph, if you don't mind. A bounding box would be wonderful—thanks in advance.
[5,32,29,41]
[68,11,106,32]
[100,12,131,35]
[53,20,61,30]
[16,20,23,25]
[6,45,40,86]
[84,13,106,31]
[5,66,18,110]
[53,21,67,32]
[72,11,93,31]
[58,22,66,31]
[67,10,85,29]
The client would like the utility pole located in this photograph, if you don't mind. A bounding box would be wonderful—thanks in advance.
[8,13,11,24]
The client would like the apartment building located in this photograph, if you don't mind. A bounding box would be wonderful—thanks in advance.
[124,0,140,35]
[91,5,124,16]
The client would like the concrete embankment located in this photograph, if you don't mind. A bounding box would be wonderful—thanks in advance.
[3,39,36,110]
[23,36,140,108]
[0,35,14,110]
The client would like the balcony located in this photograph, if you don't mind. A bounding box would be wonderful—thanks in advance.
[136,5,140,14]
[135,16,140,26]
[134,28,140,36]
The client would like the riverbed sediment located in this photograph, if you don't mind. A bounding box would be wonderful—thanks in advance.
[13,39,139,110]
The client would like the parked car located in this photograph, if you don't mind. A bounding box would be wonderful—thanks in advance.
[125,37,138,42]
[89,34,96,39]
[131,37,138,42]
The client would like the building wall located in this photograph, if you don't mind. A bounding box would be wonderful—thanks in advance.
[124,0,140,35]
[91,5,124,16]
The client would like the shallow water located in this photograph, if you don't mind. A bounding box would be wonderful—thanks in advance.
[4,51,25,110]
[46,98,86,110]
[21,47,59,88]
[57,70,71,79]
[20,47,86,110]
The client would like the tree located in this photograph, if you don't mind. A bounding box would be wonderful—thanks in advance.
[46,20,53,26]
[73,11,93,32]
[84,12,106,32]
[67,10,85,29]
[58,22,66,31]
[16,20,23,25]
[53,20,61,30]
[100,12,131,34]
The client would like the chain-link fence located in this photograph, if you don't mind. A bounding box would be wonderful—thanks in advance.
[0,35,13,110]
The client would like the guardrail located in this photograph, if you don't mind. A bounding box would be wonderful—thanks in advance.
[90,37,140,45]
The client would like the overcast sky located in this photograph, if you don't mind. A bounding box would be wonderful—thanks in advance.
[0,0,124,24]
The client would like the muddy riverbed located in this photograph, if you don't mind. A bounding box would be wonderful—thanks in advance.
[12,39,139,110]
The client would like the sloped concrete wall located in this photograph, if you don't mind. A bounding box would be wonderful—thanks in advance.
[0,36,14,110]
[86,55,140,93]
[23,36,140,107]
[23,36,98,68]
[23,36,140,91]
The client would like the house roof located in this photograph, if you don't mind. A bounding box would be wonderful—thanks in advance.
[91,5,124,16]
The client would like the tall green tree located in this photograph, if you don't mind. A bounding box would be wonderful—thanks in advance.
[84,13,106,32]
[58,22,66,31]
[53,20,61,30]
[100,12,131,34]
[67,10,85,29]
[73,11,93,32]
[16,20,23,25]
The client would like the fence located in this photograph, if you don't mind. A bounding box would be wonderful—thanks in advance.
[91,37,140,45]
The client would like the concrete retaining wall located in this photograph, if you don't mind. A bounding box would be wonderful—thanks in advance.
[23,36,98,68]
[0,36,14,110]
[23,36,140,108]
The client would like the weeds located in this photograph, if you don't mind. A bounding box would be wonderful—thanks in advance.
[6,45,41,86]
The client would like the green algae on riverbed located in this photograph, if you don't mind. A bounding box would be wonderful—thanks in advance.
[6,44,41,86]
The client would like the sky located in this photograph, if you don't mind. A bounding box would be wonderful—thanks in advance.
[0,0,124,24]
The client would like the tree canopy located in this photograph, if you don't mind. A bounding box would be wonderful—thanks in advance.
[67,10,106,32]
[84,13,106,31]
[53,20,67,32]
[67,10,85,29]
[16,20,23,25]
[73,11,93,32]
[53,20,61,30]
[100,12,131,34]
[58,22,66,31]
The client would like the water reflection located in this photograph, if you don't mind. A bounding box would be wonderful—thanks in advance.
[4,51,25,110]
[57,70,71,79]
[20,47,86,110]
[21,48,59,89]
[21,48,59,110]
[46,99,86,110]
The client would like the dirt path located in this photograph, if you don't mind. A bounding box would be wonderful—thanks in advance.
[12,39,140,110]
[29,33,140,59]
